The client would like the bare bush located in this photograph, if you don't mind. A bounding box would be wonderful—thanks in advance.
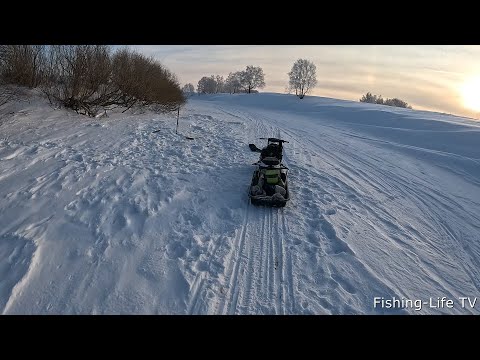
[0,45,184,116]
[384,97,411,109]
[360,92,411,109]
[40,46,185,116]
[41,45,114,116]
[0,45,46,88]
[0,82,20,107]
[112,48,184,113]
[360,92,380,104]
[146,66,185,112]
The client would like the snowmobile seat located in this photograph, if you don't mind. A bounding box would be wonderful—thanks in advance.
[261,157,280,166]
[261,144,282,161]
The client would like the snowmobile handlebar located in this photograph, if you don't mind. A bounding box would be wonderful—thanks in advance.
[259,137,289,143]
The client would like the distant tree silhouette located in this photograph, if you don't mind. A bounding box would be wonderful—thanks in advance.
[384,97,411,108]
[197,76,217,94]
[288,59,317,99]
[360,92,379,104]
[239,65,265,93]
[214,75,224,93]
[224,72,242,94]
[182,83,195,96]
[360,92,411,109]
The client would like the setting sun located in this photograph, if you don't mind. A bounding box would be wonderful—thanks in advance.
[461,76,480,112]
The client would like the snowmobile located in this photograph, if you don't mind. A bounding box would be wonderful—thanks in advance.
[248,138,290,207]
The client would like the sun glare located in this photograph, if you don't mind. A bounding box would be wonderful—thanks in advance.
[461,76,480,112]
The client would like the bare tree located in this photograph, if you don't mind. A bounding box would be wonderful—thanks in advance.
[224,72,242,94]
[288,59,317,99]
[182,83,195,96]
[197,76,216,94]
[239,65,265,94]
[215,75,224,93]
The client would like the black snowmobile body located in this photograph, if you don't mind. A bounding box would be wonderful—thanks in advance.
[249,165,290,207]
[248,138,290,207]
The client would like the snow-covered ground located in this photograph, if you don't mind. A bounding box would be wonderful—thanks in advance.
[1,91,479,314]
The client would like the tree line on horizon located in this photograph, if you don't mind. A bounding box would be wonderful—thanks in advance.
[183,59,318,99]
[191,65,266,95]
[183,59,412,109]
[0,45,185,117]
[359,92,412,109]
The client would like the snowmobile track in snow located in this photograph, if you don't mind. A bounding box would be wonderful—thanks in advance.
[214,203,293,315]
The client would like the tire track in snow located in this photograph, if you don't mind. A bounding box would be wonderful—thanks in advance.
[236,205,267,314]
[273,209,285,314]
[256,206,271,313]
[274,129,294,314]
[266,207,274,311]
[281,209,296,313]
[187,276,204,314]
[237,218,256,314]
[217,201,250,315]
[223,140,273,313]
[256,207,267,310]
[208,111,292,314]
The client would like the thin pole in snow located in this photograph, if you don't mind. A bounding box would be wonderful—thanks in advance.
[176,107,180,134]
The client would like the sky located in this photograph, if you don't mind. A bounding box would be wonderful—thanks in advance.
[130,45,480,119]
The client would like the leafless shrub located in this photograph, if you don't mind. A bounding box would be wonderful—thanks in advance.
[41,45,117,116]
[1,45,185,117]
[360,92,412,109]
[0,85,17,107]
[0,45,46,88]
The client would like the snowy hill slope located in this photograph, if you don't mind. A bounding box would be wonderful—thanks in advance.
[1,92,479,314]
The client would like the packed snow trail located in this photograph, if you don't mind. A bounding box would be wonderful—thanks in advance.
[1,92,479,314]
